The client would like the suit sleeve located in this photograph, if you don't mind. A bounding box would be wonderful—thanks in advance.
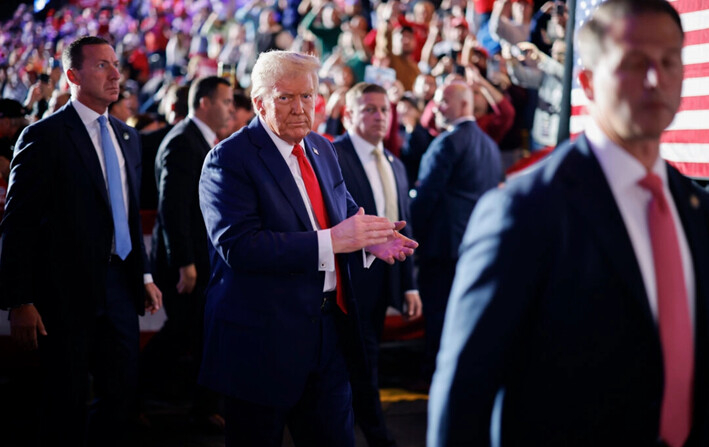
[156,135,199,268]
[199,145,320,274]
[427,186,553,446]
[0,125,53,308]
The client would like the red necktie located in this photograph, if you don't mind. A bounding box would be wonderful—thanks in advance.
[639,172,693,447]
[292,144,346,314]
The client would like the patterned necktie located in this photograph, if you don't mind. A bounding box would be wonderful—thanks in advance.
[638,172,693,447]
[292,144,346,314]
[373,147,399,222]
[98,116,132,260]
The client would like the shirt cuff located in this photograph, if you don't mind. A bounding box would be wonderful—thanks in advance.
[143,273,154,285]
[363,249,376,268]
[318,229,335,272]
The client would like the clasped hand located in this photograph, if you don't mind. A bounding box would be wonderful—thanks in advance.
[331,208,418,264]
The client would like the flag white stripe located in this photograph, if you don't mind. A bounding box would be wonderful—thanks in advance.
[681,77,709,97]
[667,109,709,130]
[662,143,709,163]
[683,43,709,66]
[680,9,709,33]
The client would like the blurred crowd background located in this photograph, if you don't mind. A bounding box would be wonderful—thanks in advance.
[0,0,569,205]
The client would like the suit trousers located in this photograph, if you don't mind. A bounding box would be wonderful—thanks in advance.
[349,285,396,447]
[418,259,457,382]
[37,259,139,447]
[223,308,354,447]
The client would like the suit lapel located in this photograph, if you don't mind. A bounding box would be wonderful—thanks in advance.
[558,136,654,323]
[304,136,342,225]
[63,104,110,208]
[186,118,213,157]
[252,120,313,230]
[339,135,377,215]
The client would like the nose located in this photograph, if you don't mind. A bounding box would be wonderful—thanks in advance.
[291,97,304,114]
[644,65,659,89]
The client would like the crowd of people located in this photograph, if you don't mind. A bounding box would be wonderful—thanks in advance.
[4,0,707,447]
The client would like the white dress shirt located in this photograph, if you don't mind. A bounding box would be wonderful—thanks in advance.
[585,121,695,326]
[260,117,337,292]
[72,99,153,284]
[189,115,218,147]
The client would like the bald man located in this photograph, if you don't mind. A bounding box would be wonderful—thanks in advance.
[410,80,502,384]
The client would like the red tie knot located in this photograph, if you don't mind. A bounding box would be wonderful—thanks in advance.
[638,171,668,213]
[292,144,305,158]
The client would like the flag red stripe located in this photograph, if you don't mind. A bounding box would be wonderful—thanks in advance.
[670,0,708,14]
[678,96,709,112]
[667,160,709,178]
[662,129,709,144]
[684,28,709,47]
[570,105,587,116]
[684,62,709,79]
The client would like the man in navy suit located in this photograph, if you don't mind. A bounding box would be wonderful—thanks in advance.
[333,82,422,447]
[198,50,418,447]
[144,75,233,428]
[410,79,502,383]
[0,36,162,446]
[428,1,709,446]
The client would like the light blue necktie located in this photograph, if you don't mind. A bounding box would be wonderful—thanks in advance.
[98,115,132,259]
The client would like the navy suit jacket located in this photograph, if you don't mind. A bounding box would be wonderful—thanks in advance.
[411,119,502,261]
[333,133,416,313]
[0,102,148,324]
[198,118,362,407]
[152,118,212,288]
[427,135,709,446]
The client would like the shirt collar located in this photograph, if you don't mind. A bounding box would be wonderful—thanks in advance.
[259,115,304,160]
[451,116,476,127]
[585,120,666,193]
[348,130,384,161]
[189,114,217,146]
[71,98,108,127]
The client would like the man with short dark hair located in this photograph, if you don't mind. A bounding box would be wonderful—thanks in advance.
[428,1,709,446]
[334,82,422,447]
[147,75,233,429]
[0,35,162,446]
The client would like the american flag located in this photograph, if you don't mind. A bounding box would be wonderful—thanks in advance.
[569,0,709,178]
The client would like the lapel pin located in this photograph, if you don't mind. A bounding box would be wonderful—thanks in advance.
[387,154,394,163]
[313,147,320,155]
[690,194,700,209]
[123,132,130,140]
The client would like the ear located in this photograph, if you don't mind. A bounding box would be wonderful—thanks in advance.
[253,96,266,116]
[578,68,594,102]
[66,68,79,86]
[198,95,210,111]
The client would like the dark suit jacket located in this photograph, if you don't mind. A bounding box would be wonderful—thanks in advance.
[333,132,416,313]
[0,102,148,325]
[152,118,211,288]
[427,135,709,446]
[139,123,173,210]
[411,119,502,261]
[198,118,362,407]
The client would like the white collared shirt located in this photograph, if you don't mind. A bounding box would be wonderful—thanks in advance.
[189,114,218,147]
[348,131,398,219]
[72,99,153,283]
[585,121,695,326]
[72,99,128,213]
[259,117,337,292]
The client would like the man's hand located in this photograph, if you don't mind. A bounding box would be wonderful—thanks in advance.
[366,220,418,264]
[332,208,397,253]
[177,264,197,294]
[403,291,423,321]
[144,282,163,315]
[9,304,46,350]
